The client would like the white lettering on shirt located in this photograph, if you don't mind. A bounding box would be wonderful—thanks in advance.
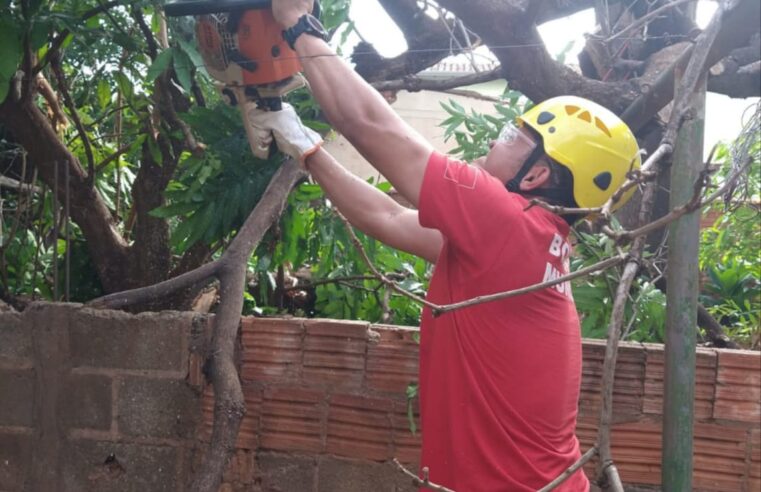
[543,233,572,299]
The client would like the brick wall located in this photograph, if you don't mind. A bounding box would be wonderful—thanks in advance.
[1,304,759,491]
[0,303,207,491]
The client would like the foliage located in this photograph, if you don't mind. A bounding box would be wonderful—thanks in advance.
[571,227,667,343]
[698,135,761,348]
[150,103,283,253]
[439,90,530,161]
[247,180,432,326]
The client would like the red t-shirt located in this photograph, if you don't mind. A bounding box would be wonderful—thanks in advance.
[417,152,589,491]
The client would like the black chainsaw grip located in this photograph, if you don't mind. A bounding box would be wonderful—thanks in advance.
[164,0,272,17]
[165,0,320,17]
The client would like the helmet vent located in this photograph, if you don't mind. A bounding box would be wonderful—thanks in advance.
[537,111,555,124]
[565,105,580,115]
[595,117,612,137]
[594,172,612,191]
[578,111,592,123]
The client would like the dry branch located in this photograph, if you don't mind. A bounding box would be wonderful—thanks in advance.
[334,211,436,310]
[371,67,502,93]
[538,446,599,492]
[622,0,759,131]
[602,0,694,43]
[393,459,456,492]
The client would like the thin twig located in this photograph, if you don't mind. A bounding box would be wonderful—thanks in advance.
[603,0,694,43]
[615,158,751,242]
[432,254,627,316]
[50,53,96,186]
[32,0,124,75]
[538,446,599,492]
[393,459,456,492]
[94,142,134,175]
[600,145,671,219]
[334,211,437,310]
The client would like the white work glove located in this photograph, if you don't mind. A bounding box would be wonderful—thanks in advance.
[245,102,323,167]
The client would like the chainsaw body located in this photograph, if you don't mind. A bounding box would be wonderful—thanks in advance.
[165,0,316,158]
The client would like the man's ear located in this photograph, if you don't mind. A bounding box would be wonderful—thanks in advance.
[519,162,551,191]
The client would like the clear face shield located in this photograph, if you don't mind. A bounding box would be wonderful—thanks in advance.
[496,122,538,164]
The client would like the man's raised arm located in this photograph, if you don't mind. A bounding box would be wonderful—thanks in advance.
[272,0,434,208]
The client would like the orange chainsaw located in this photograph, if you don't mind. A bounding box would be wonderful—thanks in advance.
[165,0,320,158]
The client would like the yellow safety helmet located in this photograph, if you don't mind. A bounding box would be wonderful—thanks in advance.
[516,95,640,210]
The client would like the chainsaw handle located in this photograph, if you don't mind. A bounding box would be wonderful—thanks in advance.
[164,0,272,17]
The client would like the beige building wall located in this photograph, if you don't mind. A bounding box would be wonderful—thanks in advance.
[322,86,505,181]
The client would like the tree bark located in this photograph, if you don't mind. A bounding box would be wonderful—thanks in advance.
[0,97,130,292]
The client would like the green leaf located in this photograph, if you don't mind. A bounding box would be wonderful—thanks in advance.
[30,19,51,51]
[148,201,198,218]
[0,20,23,104]
[178,38,205,74]
[146,49,173,82]
[171,46,194,92]
[147,136,163,164]
[114,72,133,100]
[97,78,111,110]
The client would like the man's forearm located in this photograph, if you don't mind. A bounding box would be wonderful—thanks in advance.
[305,147,402,233]
[292,37,390,143]
[288,34,433,208]
[303,148,442,262]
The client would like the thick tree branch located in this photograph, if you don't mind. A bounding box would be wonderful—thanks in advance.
[436,0,638,112]
[371,67,502,93]
[353,0,478,82]
[708,60,760,98]
[0,97,129,292]
[622,0,760,131]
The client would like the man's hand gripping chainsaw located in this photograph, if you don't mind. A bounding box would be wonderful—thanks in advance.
[165,0,321,161]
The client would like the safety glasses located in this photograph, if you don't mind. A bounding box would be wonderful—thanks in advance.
[496,122,539,168]
[496,122,537,149]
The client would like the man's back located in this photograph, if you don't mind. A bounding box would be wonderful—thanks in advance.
[417,152,589,491]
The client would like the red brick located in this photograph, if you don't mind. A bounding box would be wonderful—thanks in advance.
[201,385,262,450]
[302,320,368,388]
[188,353,205,388]
[693,423,747,491]
[643,346,717,419]
[610,421,662,486]
[714,350,761,423]
[304,319,371,339]
[748,429,760,492]
[260,386,324,453]
[240,318,303,382]
[578,341,645,421]
[366,327,419,394]
[326,394,393,461]
[391,399,421,465]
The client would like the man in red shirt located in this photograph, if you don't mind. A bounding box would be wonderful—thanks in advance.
[247,1,641,489]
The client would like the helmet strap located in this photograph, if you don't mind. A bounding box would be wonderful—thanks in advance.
[505,147,576,208]
[524,186,574,206]
[505,145,545,193]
